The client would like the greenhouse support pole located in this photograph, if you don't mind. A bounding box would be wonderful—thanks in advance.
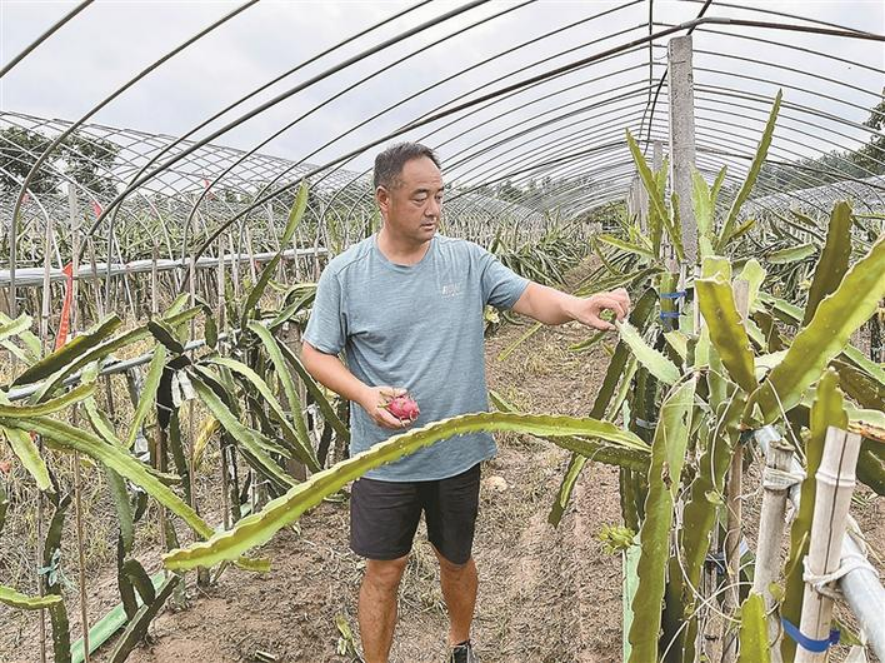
[667,35,698,265]
[751,426,794,663]
[796,427,862,663]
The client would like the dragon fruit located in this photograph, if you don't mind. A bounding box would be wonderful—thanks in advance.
[385,394,420,422]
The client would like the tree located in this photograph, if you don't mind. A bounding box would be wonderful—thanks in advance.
[0,126,121,197]
[62,133,120,196]
[0,126,60,194]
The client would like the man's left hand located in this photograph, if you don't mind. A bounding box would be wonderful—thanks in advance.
[572,287,631,331]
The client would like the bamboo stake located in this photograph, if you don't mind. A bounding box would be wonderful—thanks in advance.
[723,279,750,663]
[216,232,230,530]
[795,427,863,663]
[245,226,258,285]
[150,244,168,558]
[187,251,209,587]
[293,229,304,282]
[68,186,91,662]
[752,427,795,663]
[229,229,240,300]
[86,238,105,320]
[35,208,52,663]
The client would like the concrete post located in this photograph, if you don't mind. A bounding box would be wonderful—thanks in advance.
[668,36,698,265]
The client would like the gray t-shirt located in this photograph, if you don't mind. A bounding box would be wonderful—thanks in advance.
[303,233,529,481]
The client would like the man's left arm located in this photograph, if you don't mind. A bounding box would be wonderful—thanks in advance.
[511,283,631,331]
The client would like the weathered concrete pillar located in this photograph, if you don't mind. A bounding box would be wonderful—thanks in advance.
[668,36,698,265]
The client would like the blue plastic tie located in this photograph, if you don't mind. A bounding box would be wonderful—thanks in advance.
[659,311,680,319]
[781,618,840,653]
[659,290,688,300]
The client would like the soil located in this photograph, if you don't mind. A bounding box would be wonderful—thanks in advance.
[1,261,882,663]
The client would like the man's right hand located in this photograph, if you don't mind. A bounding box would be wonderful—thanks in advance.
[359,386,413,430]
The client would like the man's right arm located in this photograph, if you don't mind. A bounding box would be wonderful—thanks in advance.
[301,341,410,430]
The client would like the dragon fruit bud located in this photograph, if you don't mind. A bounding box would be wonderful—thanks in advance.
[385,394,420,422]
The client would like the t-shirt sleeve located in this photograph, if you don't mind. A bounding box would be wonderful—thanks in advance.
[474,243,530,310]
[303,266,347,355]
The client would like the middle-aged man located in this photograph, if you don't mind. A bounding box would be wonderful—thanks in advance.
[301,143,630,663]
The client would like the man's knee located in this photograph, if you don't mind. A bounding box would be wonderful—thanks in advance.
[433,547,473,575]
[364,555,409,592]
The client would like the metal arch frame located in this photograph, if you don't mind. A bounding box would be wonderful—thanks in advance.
[0,113,182,262]
[202,12,652,236]
[178,0,538,264]
[315,59,654,220]
[0,118,175,262]
[637,0,882,145]
[474,78,885,214]
[179,15,884,267]
[0,4,881,285]
[96,0,435,264]
[6,0,260,315]
[468,18,885,210]
[77,0,494,250]
[442,40,875,184]
[450,108,883,219]
[0,0,95,79]
[422,82,883,214]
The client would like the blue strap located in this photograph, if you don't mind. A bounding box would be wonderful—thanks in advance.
[660,290,688,300]
[781,618,840,653]
[659,311,680,319]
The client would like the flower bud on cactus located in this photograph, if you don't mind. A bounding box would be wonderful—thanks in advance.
[385,394,420,422]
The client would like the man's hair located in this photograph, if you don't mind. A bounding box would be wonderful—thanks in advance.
[373,142,440,190]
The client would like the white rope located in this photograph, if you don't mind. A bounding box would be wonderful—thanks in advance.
[762,466,805,491]
[803,552,880,601]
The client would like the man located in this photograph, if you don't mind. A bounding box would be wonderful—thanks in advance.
[301,143,630,663]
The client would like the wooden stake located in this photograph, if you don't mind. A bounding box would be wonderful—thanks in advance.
[796,427,863,663]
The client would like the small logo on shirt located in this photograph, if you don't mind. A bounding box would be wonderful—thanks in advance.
[441,283,463,298]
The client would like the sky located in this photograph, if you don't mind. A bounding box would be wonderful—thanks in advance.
[1,0,883,187]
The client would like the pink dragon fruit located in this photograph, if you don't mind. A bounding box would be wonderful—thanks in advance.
[385,394,420,422]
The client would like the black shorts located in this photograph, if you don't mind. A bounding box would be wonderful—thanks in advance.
[350,463,481,565]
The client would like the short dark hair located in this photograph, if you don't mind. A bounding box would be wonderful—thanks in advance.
[373,142,440,190]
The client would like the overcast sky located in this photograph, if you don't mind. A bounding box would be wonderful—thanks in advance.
[1,1,883,184]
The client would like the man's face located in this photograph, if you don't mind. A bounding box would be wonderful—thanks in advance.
[376,156,443,243]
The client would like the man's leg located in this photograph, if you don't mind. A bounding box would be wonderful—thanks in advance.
[433,548,478,647]
[423,464,482,648]
[350,476,422,662]
[359,555,409,663]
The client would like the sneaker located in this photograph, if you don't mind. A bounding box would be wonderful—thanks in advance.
[449,640,478,663]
